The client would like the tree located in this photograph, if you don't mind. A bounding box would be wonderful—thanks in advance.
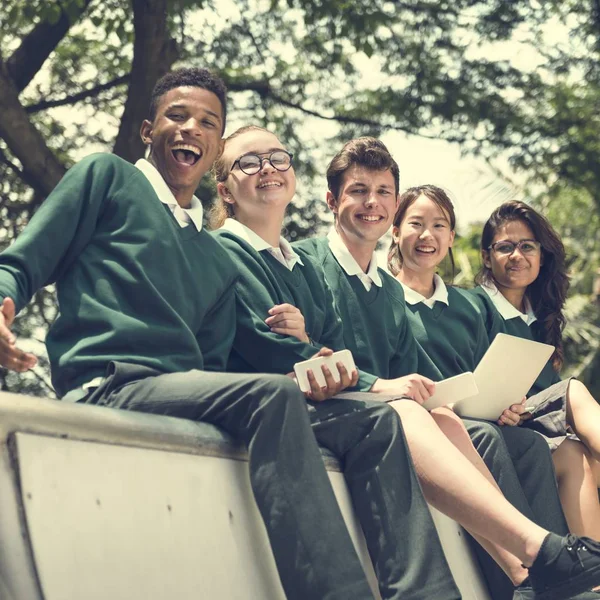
[1,0,599,395]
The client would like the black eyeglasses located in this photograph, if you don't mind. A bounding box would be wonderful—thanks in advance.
[488,239,542,256]
[231,150,293,176]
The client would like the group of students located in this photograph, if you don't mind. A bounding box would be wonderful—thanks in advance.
[0,66,600,600]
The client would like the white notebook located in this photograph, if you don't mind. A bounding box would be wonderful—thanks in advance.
[424,333,554,421]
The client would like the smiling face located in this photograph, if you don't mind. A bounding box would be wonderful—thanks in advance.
[483,219,542,294]
[393,194,455,276]
[140,86,224,207]
[328,165,398,249]
[216,130,296,219]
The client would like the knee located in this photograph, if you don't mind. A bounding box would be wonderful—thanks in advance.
[431,408,471,445]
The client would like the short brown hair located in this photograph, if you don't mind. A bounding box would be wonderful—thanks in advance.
[326,137,400,200]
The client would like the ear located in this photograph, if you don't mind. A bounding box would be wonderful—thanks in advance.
[392,225,400,244]
[326,191,338,214]
[539,252,544,266]
[482,249,492,269]
[449,229,456,248]
[394,193,400,213]
[217,182,234,204]
[140,119,153,145]
[216,138,225,160]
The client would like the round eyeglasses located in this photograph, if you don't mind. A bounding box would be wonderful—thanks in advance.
[231,150,293,176]
[488,239,542,256]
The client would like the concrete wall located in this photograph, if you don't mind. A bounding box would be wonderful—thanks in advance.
[0,393,491,600]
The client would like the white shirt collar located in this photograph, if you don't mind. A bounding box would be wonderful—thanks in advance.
[220,218,304,271]
[135,159,204,230]
[327,228,382,292]
[480,282,537,325]
[401,274,449,309]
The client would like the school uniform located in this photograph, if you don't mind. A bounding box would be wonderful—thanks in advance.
[214,220,460,600]
[401,276,569,600]
[469,284,574,451]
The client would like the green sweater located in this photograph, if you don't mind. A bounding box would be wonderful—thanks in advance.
[294,237,442,381]
[0,153,238,396]
[213,230,378,391]
[468,286,561,396]
[404,286,489,378]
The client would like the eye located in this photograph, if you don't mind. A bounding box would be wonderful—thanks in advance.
[203,119,217,128]
[168,112,185,120]
[495,243,515,254]
[521,242,537,253]
[408,220,422,227]
[238,154,261,170]
[270,151,290,166]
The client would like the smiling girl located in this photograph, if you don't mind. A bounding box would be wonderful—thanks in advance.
[470,201,600,538]
[390,187,600,539]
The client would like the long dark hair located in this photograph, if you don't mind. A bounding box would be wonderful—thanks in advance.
[388,184,456,279]
[476,201,569,370]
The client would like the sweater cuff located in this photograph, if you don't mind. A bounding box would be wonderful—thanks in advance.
[356,370,378,392]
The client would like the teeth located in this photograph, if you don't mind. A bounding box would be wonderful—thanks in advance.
[172,143,201,157]
[416,246,435,253]
[359,215,382,222]
[257,181,281,189]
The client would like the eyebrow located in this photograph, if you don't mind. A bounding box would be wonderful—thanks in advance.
[407,214,448,221]
[240,147,285,156]
[348,181,394,189]
[167,103,222,122]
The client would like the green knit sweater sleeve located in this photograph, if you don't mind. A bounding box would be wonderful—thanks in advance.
[455,287,489,366]
[0,153,125,312]
[217,232,377,391]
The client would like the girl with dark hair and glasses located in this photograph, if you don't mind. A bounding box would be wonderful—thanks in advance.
[469,200,600,538]
[389,188,600,540]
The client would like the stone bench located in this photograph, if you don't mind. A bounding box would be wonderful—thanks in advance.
[0,392,491,600]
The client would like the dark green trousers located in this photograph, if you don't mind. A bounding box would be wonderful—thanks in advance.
[80,362,461,600]
[465,419,569,600]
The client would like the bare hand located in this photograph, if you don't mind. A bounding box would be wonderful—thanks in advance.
[0,298,37,371]
[305,347,359,402]
[265,303,309,342]
[371,373,436,405]
[497,397,531,426]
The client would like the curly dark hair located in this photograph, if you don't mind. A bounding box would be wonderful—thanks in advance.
[476,201,569,370]
[149,67,227,133]
[387,184,456,280]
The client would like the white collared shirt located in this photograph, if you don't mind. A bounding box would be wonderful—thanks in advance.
[480,282,537,325]
[135,159,204,230]
[220,218,304,271]
[327,228,382,292]
[401,274,449,309]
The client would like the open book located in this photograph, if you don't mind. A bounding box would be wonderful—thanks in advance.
[423,333,554,421]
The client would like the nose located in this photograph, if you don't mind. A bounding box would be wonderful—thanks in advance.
[259,157,276,174]
[181,117,202,136]
[420,227,433,240]
[364,192,378,207]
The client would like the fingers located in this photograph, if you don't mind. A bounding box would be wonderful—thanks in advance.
[305,361,356,402]
[1,298,16,329]
[312,347,333,359]
[0,338,37,371]
[265,305,309,342]
[497,408,522,427]
[306,368,327,402]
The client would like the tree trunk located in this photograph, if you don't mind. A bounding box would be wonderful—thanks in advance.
[112,0,178,163]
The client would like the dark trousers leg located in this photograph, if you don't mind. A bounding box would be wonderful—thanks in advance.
[88,363,374,600]
[310,394,461,600]
[464,419,569,600]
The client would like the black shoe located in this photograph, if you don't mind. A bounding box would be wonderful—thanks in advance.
[528,533,600,600]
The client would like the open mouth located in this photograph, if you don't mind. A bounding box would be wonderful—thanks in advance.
[416,246,436,254]
[357,214,383,223]
[172,143,202,166]
[257,181,282,190]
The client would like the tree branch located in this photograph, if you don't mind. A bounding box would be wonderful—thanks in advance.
[7,0,94,93]
[0,59,66,196]
[25,75,129,114]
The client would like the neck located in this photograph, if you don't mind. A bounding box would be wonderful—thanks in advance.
[496,283,527,312]
[235,207,285,248]
[335,225,376,273]
[173,190,194,209]
[396,265,436,298]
